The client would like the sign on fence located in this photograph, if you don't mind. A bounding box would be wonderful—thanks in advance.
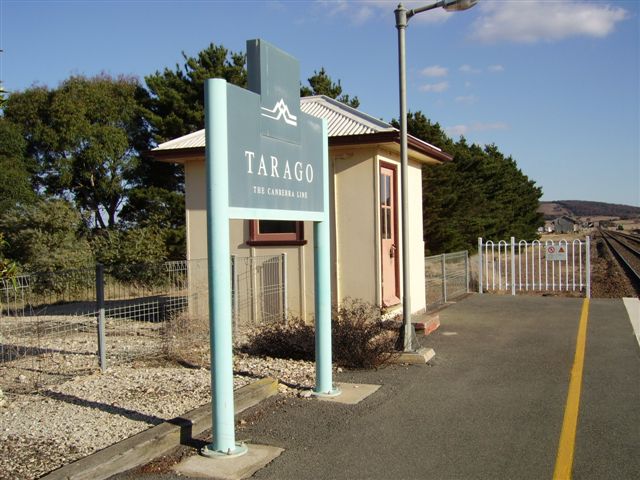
[545,244,568,262]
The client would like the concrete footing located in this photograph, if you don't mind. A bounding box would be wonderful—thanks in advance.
[390,347,436,365]
[173,444,284,480]
[316,382,381,405]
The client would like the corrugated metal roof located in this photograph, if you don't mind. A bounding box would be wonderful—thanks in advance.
[153,128,206,150]
[152,95,441,154]
[300,95,394,136]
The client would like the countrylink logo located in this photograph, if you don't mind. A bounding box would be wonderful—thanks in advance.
[261,98,298,126]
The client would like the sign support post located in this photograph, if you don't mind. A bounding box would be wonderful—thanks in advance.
[201,40,339,458]
[203,78,247,458]
[312,121,339,397]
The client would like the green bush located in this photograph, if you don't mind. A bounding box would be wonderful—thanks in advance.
[243,299,399,369]
[91,226,168,286]
[0,233,18,281]
[0,200,94,293]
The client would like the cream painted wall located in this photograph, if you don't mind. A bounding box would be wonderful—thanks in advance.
[184,160,208,261]
[409,159,427,313]
[332,147,378,306]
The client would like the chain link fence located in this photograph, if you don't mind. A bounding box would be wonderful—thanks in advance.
[0,255,285,392]
[425,251,470,310]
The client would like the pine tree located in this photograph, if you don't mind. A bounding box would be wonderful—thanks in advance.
[300,68,360,108]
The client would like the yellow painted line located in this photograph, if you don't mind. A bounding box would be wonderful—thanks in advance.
[553,298,590,480]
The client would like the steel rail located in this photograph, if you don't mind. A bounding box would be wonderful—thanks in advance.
[599,229,640,288]
[603,230,640,258]
[608,230,640,247]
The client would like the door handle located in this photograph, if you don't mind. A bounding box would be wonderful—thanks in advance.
[390,245,396,258]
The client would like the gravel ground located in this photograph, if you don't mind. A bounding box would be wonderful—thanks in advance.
[0,353,317,480]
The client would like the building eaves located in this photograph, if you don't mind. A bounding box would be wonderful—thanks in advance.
[150,94,452,163]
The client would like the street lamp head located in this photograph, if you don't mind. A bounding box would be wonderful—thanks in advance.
[443,0,478,12]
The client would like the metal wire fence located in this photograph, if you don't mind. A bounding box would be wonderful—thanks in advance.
[0,255,285,391]
[425,251,470,310]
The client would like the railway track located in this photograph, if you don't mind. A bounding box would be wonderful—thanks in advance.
[599,229,640,291]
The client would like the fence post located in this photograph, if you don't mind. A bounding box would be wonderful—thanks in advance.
[95,263,106,372]
[478,238,483,294]
[250,256,257,325]
[585,236,591,299]
[510,237,516,296]
[281,253,287,321]
[231,255,238,336]
[441,254,447,303]
[465,250,469,293]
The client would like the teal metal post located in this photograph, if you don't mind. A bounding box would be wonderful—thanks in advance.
[202,78,247,458]
[313,119,340,398]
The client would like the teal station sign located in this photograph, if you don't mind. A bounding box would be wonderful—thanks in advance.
[225,40,325,219]
[202,39,337,459]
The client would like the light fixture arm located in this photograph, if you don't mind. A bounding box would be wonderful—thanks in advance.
[396,0,478,28]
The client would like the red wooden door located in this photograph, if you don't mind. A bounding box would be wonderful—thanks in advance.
[380,164,400,306]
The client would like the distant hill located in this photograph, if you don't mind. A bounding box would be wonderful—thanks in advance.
[539,200,640,220]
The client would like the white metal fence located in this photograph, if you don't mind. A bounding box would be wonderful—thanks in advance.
[478,237,591,297]
[425,250,470,309]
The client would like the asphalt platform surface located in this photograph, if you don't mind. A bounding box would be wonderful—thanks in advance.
[112,295,640,480]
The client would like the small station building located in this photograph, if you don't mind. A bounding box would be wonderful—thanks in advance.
[151,95,452,320]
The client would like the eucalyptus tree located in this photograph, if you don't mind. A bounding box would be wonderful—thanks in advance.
[3,75,150,228]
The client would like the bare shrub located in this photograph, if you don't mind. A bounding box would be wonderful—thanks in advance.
[332,299,399,369]
[164,312,210,367]
[242,317,314,361]
[243,299,399,369]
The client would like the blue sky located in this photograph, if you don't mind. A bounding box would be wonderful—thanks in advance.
[1,0,638,206]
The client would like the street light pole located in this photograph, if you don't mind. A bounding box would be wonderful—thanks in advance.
[395,0,477,352]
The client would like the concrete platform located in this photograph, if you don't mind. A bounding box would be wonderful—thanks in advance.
[173,444,284,480]
[317,382,381,405]
[623,297,639,347]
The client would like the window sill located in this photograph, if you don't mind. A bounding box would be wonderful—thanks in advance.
[246,240,308,247]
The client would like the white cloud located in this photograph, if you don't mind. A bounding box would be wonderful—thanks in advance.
[474,122,508,132]
[455,95,477,104]
[317,0,349,17]
[313,1,456,25]
[471,0,629,44]
[421,65,448,77]
[488,64,504,73]
[459,64,481,74]
[445,122,509,137]
[419,81,449,93]
[352,6,374,25]
[446,125,469,137]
